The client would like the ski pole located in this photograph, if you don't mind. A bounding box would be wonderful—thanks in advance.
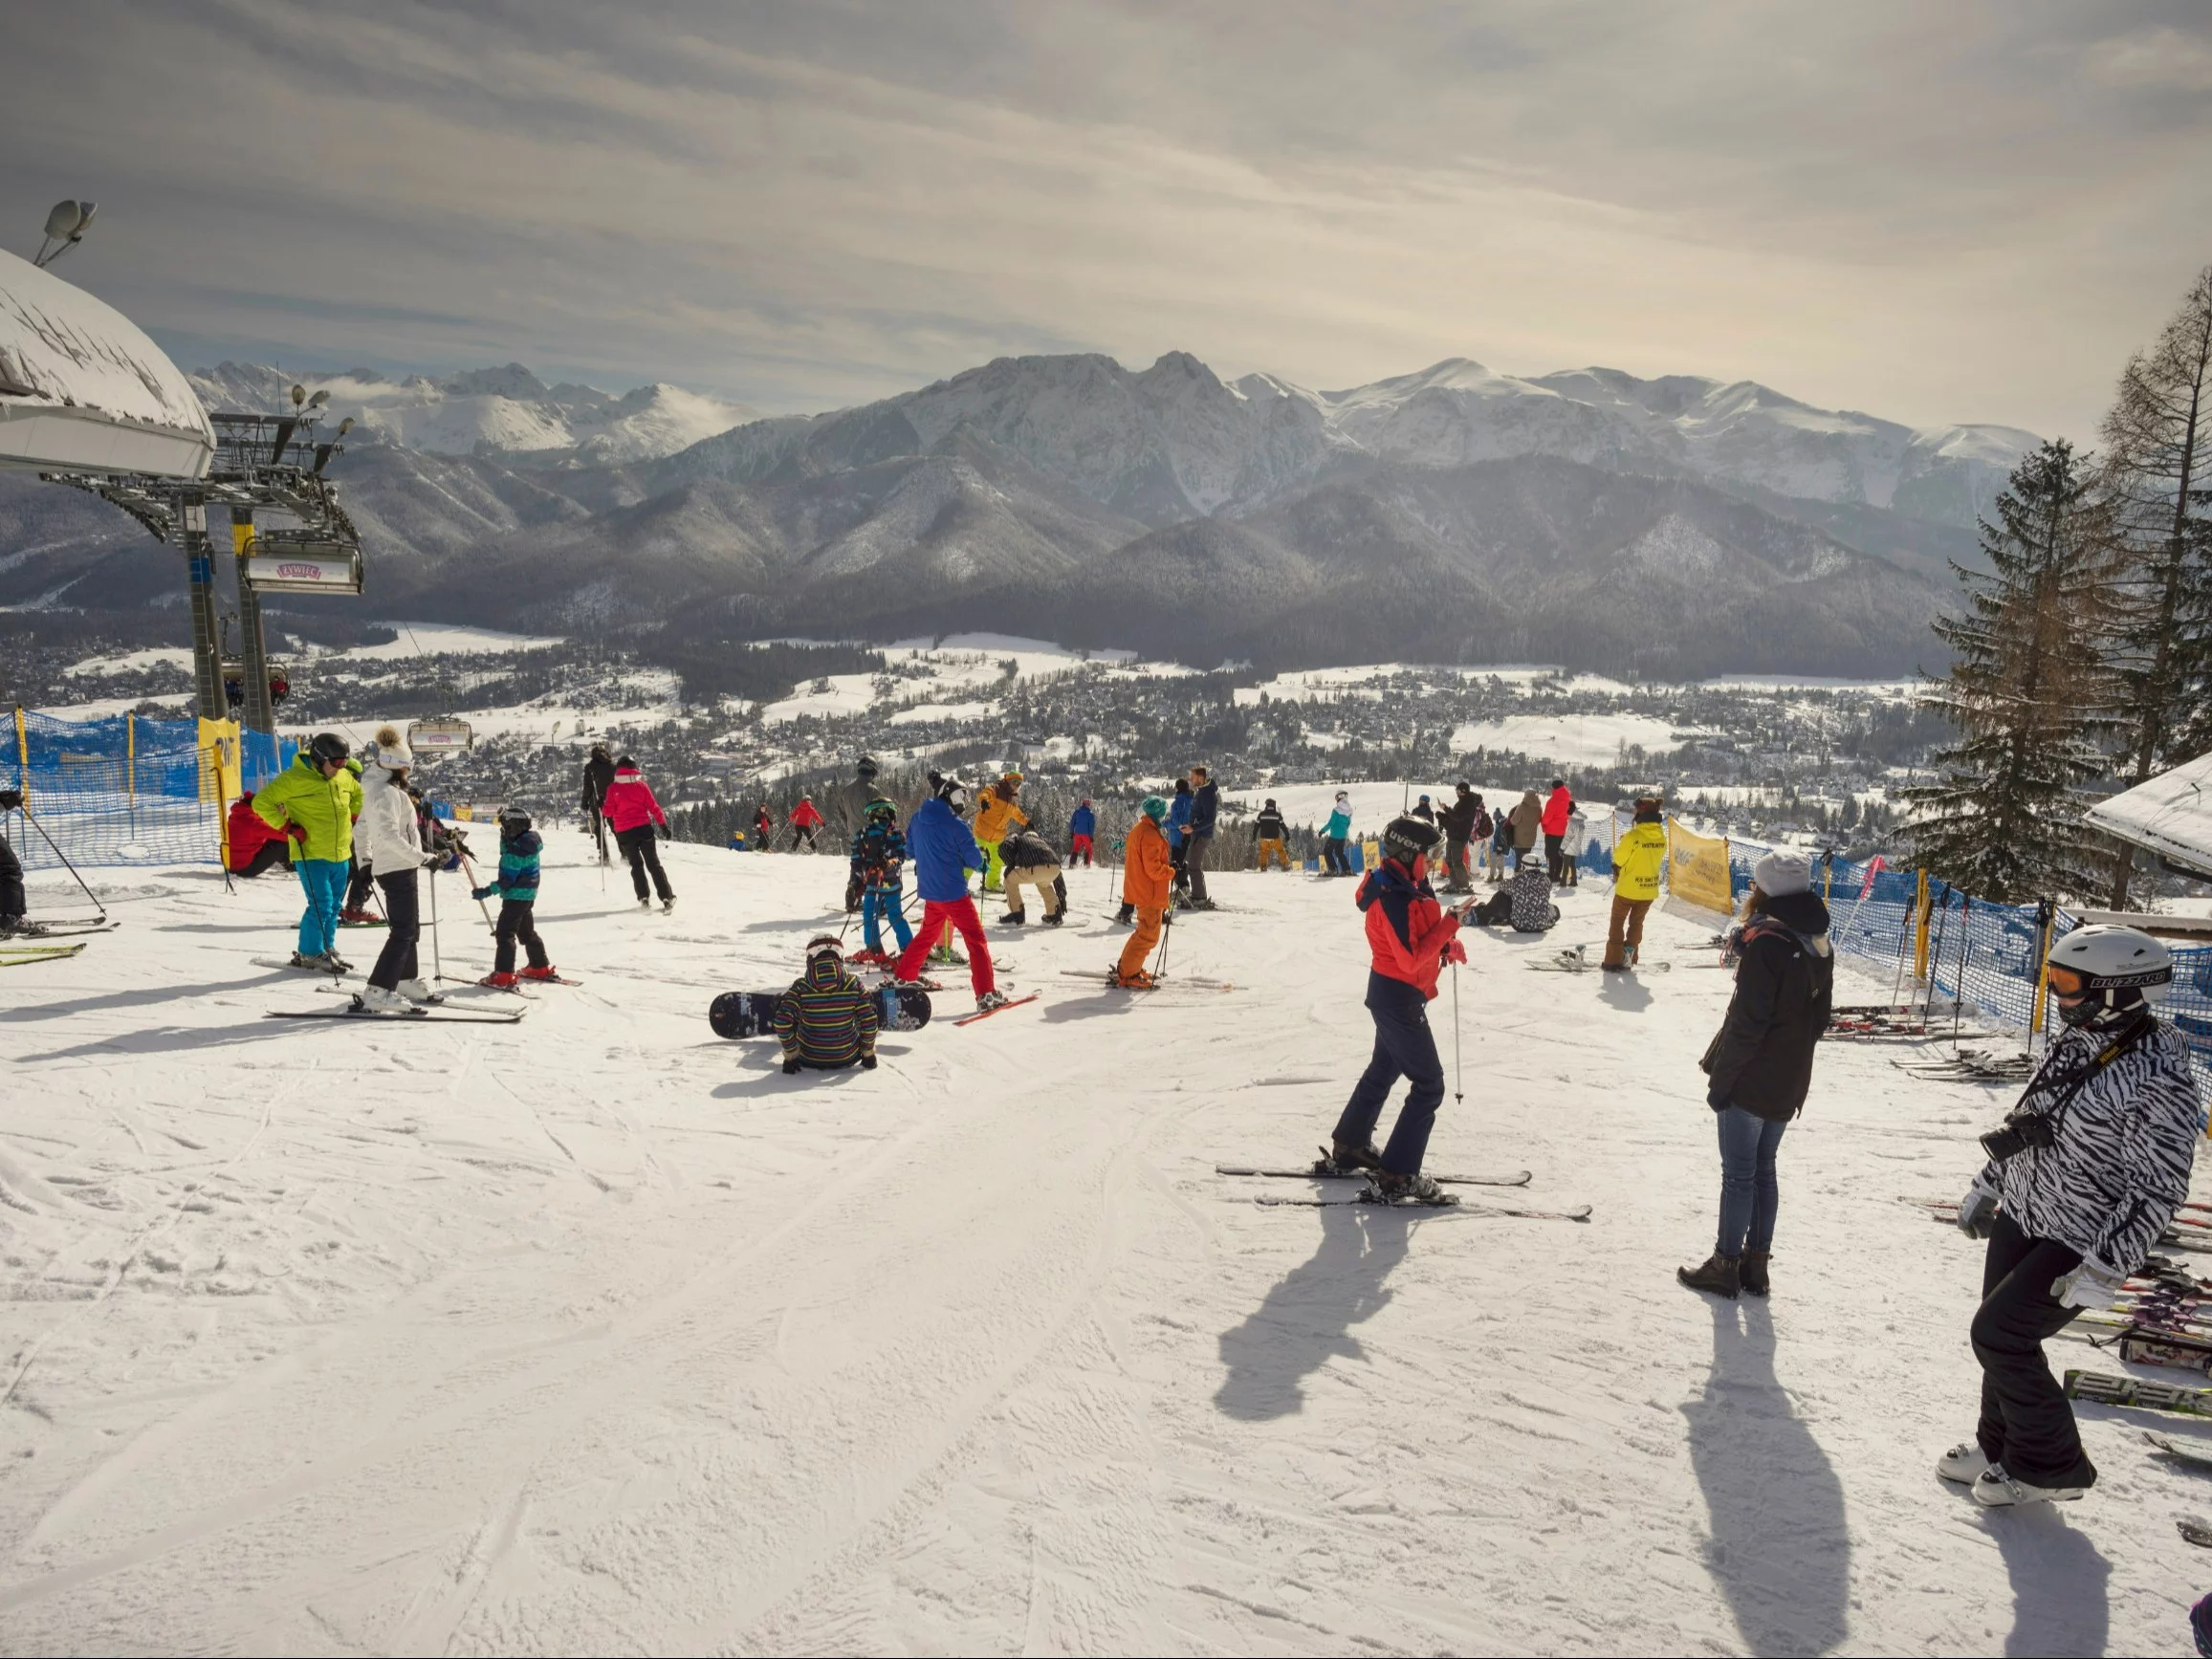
[1452,960,1465,1106]
[11,800,107,919]
[428,862,444,983]
[1152,905,1172,982]
[453,847,497,929]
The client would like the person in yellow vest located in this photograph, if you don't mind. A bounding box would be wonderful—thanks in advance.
[1602,796,1669,971]
[971,773,1027,892]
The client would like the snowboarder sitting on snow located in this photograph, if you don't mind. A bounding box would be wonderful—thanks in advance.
[1677,850,1832,1303]
[1253,799,1291,871]
[472,806,559,989]
[775,936,881,1073]
[1068,798,1096,866]
[892,778,1007,1014]
[1327,815,1471,1205]
[998,825,1065,927]
[847,799,912,964]
[0,788,26,935]
[1471,855,1559,932]
[226,789,291,879]
[1942,924,2203,1509]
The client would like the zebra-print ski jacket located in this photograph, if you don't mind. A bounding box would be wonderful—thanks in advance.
[1980,1017,2205,1276]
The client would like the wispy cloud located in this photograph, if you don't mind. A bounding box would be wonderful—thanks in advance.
[4,0,2207,434]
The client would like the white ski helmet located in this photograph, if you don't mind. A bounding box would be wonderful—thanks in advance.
[2046,924,2172,1025]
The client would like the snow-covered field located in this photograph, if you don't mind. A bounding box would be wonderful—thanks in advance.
[0,840,2198,1652]
[1450,711,1698,765]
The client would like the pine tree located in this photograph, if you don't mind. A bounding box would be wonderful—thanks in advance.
[1905,440,2117,903]
[2100,263,2212,905]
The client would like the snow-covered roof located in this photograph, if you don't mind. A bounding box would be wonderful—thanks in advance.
[2084,750,2212,880]
[0,247,211,477]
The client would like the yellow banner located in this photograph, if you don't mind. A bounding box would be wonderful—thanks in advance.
[1666,817,1734,919]
[197,716,239,806]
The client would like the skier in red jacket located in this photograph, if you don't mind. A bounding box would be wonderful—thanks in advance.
[789,796,825,850]
[602,756,676,910]
[1324,816,1472,1205]
[226,790,291,878]
[1540,779,1575,882]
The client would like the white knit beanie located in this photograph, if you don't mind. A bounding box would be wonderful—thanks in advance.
[1753,849,1811,898]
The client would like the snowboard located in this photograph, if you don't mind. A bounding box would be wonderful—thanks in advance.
[710,983,932,1039]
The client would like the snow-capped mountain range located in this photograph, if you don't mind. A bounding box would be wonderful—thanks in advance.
[186,361,760,466]
[3,347,2039,677]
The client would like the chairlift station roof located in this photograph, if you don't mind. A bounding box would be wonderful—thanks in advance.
[2084,749,2212,882]
[0,246,212,478]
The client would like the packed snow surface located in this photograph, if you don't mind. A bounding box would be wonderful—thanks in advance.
[0,842,2197,1652]
[1451,711,1694,766]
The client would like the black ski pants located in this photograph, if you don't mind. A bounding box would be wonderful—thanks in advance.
[344,855,375,913]
[368,869,420,993]
[1544,831,1566,882]
[0,832,23,922]
[1331,972,1446,1176]
[1972,1210,2094,1490]
[616,824,674,903]
[1323,837,1352,876]
[493,899,550,975]
[232,840,290,879]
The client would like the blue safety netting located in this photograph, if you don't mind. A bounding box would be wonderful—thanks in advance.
[6,709,296,870]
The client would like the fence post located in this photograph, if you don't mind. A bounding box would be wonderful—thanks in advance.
[127,713,138,839]
[1914,868,1931,984]
[2029,902,2055,1037]
[212,741,230,870]
[12,706,26,808]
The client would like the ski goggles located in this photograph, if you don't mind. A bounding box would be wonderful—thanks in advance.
[2046,965,2088,999]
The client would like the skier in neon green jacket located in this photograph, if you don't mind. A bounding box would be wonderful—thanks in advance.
[252,734,363,968]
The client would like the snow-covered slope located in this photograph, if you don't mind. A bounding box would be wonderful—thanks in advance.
[186,360,758,463]
[0,841,2192,1651]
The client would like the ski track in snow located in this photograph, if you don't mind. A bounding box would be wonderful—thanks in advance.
[0,840,2201,1653]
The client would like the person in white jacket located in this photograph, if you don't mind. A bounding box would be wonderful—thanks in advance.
[355,726,437,1012]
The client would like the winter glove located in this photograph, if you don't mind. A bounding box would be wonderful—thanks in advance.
[1956,1178,2000,1239]
[285,821,307,840]
[2051,1261,2126,1310]
[1445,939,1467,966]
[861,1054,878,1070]
[1705,1080,1730,1111]
[782,1056,803,1075]
[471,884,493,901]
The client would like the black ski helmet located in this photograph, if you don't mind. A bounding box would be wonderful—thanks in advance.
[308,731,350,766]
[498,804,532,836]
[1381,815,1441,866]
[856,754,879,780]
[939,776,973,815]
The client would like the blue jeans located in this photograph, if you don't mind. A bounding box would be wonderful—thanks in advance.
[863,884,911,953]
[1332,973,1446,1175]
[294,858,348,957]
[1716,1105,1788,1256]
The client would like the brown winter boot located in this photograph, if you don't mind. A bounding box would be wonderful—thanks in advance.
[1677,1253,1741,1299]
[1740,1252,1771,1297]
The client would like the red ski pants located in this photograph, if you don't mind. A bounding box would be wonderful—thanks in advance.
[895,895,995,996]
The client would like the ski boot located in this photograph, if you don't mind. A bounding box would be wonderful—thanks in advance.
[662,895,676,912]
[1111,906,1134,928]
[354,984,410,1015]
[288,950,339,972]
[1937,1443,1994,1485]
[395,978,444,1006]
[1114,968,1156,990]
[1324,1139,1384,1175]
[975,989,1010,1014]
[999,910,1025,926]
[1676,1253,1741,1299]
[1187,898,1218,912]
[517,965,560,982]
[1042,912,1063,927]
[1970,1466,2084,1508]
[638,898,652,910]
[1368,1170,1457,1207]
[479,971,520,990]
[1740,1251,1771,1297]
[338,907,382,925]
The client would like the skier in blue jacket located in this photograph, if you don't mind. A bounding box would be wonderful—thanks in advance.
[1167,778,1194,901]
[1068,798,1096,867]
[891,779,1005,1011]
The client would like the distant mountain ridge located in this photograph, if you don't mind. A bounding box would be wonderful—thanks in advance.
[0,347,2034,677]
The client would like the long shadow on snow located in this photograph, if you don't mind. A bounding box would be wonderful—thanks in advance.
[0,976,296,1024]
[18,1019,309,1062]
[1977,1434,2113,1656]
[1214,1201,1411,1422]
[1681,1297,1851,1657]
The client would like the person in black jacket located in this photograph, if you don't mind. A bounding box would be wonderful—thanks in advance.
[1679,850,1833,1299]
[1437,782,1480,894]
[1185,765,1220,909]
[580,743,616,864]
[1253,798,1291,871]
[0,787,25,933]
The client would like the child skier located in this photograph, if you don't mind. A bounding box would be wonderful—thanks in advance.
[848,799,912,964]
[892,778,1006,1013]
[1068,798,1096,866]
[774,936,881,1073]
[472,806,558,989]
[1327,816,1470,1204]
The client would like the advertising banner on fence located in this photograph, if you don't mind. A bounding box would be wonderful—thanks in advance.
[1665,817,1733,922]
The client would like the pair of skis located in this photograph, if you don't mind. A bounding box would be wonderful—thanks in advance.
[268,995,524,1025]
[1527,944,1670,975]
[4,915,117,939]
[1,942,85,967]
[1222,1151,1591,1222]
[1060,970,1237,993]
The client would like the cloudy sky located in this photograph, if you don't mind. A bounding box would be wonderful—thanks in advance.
[8,0,2209,435]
